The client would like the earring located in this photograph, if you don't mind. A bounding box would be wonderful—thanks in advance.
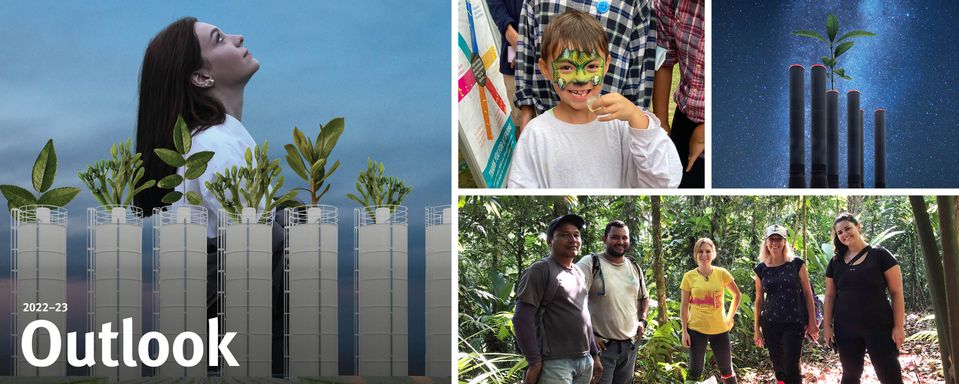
[205,78,215,87]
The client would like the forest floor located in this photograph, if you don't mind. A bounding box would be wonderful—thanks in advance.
[737,313,946,384]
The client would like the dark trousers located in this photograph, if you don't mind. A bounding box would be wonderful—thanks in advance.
[597,339,637,384]
[763,321,805,384]
[835,323,903,384]
[688,329,736,383]
[207,211,287,377]
[670,108,705,189]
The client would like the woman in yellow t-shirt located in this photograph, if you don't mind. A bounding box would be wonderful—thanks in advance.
[680,238,743,383]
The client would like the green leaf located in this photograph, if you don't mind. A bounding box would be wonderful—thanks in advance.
[0,185,38,211]
[838,74,853,80]
[184,162,207,180]
[38,187,80,207]
[310,158,327,181]
[157,174,183,189]
[284,144,309,180]
[792,29,825,42]
[286,154,309,181]
[161,191,183,204]
[323,160,341,182]
[316,184,331,201]
[154,148,185,167]
[820,56,835,68]
[319,117,345,157]
[186,151,215,168]
[834,68,846,76]
[826,13,838,41]
[130,180,155,202]
[186,191,202,205]
[293,127,315,164]
[837,29,876,42]
[32,139,57,193]
[834,41,855,58]
[173,115,191,154]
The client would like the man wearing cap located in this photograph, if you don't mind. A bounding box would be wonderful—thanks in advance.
[576,220,649,384]
[513,214,603,383]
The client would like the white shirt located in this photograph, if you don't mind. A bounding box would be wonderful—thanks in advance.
[577,254,648,340]
[177,114,256,238]
[507,110,683,188]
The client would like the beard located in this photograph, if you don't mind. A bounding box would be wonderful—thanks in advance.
[606,245,627,257]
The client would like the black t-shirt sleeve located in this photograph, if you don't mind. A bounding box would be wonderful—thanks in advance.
[825,256,838,278]
[874,247,899,272]
[793,257,806,272]
[753,262,764,278]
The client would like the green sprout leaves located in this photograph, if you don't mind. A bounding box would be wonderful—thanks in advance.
[153,115,214,205]
[77,138,157,207]
[0,139,80,212]
[346,158,412,218]
[0,185,36,211]
[205,141,299,221]
[793,12,875,89]
[284,117,344,206]
[32,139,57,193]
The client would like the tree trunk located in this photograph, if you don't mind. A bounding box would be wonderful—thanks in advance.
[937,196,959,384]
[580,195,591,256]
[847,195,863,216]
[909,196,954,383]
[652,196,667,325]
[802,196,808,260]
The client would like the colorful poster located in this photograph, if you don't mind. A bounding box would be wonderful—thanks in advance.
[457,0,515,188]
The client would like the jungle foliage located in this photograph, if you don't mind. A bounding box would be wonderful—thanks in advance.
[458,195,948,383]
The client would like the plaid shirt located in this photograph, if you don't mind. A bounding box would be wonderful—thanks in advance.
[515,0,658,114]
[656,0,704,123]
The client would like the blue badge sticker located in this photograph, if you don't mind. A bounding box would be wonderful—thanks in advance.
[596,1,609,14]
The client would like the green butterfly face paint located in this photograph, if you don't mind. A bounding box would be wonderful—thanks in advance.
[550,48,606,90]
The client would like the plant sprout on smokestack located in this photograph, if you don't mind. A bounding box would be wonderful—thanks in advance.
[793,13,875,90]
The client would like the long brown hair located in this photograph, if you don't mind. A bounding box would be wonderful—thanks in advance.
[134,17,226,214]
[832,212,861,259]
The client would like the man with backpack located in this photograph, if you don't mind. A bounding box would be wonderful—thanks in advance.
[576,220,650,384]
[513,213,602,383]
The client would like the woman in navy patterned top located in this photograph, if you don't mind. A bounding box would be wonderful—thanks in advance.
[753,224,819,384]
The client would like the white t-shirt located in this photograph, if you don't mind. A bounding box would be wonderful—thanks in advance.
[177,114,256,238]
[507,110,682,188]
[577,254,649,340]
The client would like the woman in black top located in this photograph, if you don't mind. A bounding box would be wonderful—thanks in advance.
[753,224,818,384]
[823,213,905,384]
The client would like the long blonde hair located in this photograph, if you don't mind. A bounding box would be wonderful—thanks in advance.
[758,236,796,264]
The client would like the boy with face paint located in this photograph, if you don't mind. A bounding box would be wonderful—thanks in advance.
[507,10,682,189]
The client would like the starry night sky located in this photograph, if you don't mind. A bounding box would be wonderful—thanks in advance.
[713,0,959,188]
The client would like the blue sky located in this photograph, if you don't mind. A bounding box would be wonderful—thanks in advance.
[713,0,959,188]
[0,1,451,376]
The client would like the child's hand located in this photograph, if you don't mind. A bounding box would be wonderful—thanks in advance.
[590,92,649,129]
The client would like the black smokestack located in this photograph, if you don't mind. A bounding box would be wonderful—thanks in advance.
[847,90,861,188]
[810,65,827,187]
[789,65,806,188]
[826,90,839,188]
[875,109,886,188]
[861,109,866,188]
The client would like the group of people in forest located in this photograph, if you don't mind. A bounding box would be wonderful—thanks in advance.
[513,213,906,384]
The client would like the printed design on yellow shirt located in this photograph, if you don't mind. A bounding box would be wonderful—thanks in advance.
[689,290,723,309]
